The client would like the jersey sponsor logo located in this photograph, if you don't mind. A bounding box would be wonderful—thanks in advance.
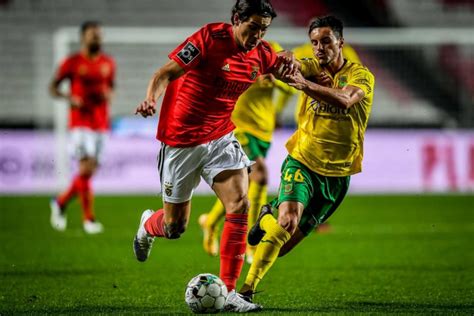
[221,63,230,72]
[213,77,251,100]
[211,30,229,39]
[310,99,350,115]
[250,66,259,80]
[176,42,200,65]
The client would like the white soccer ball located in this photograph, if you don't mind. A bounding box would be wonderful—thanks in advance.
[185,273,228,314]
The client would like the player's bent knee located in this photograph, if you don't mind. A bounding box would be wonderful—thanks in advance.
[226,197,250,214]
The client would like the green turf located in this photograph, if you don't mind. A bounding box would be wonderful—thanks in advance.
[0,194,473,315]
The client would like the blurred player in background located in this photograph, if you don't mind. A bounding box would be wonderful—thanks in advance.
[238,15,375,302]
[49,21,115,234]
[198,41,294,264]
[275,28,362,234]
[132,0,294,312]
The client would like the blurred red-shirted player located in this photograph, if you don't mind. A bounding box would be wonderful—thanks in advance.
[49,21,116,234]
[132,0,294,312]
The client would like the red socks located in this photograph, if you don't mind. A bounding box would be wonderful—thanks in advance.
[219,213,248,292]
[57,175,81,209]
[57,174,94,221]
[144,209,166,237]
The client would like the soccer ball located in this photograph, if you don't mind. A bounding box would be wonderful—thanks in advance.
[185,273,228,313]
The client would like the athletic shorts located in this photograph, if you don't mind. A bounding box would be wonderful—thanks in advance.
[234,130,271,160]
[157,132,253,204]
[69,128,106,162]
[272,155,350,236]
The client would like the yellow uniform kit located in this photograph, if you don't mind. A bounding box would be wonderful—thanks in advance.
[287,58,375,176]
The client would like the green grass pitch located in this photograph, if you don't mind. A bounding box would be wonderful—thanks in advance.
[0,194,473,315]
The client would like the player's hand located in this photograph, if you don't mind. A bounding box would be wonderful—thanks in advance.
[69,95,84,108]
[135,99,156,118]
[317,72,333,87]
[275,51,299,79]
[286,71,308,91]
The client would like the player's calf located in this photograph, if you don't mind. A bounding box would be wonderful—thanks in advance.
[163,221,186,239]
[247,204,273,246]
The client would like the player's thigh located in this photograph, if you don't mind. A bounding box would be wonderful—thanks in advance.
[202,132,252,190]
[272,156,313,211]
[299,174,351,236]
[158,143,205,204]
[212,168,249,213]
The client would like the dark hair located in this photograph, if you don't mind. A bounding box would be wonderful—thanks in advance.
[80,20,101,35]
[231,0,277,24]
[308,16,343,39]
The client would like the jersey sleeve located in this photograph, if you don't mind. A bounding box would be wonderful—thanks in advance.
[55,56,73,82]
[168,25,209,71]
[299,58,321,77]
[260,41,278,74]
[348,67,375,98]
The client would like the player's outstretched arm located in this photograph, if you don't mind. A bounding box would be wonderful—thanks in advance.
[49,77,83,108]
[135,59,185,118]
[287,71,364,109]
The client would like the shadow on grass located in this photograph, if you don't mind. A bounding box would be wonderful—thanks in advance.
[263,301,474,314]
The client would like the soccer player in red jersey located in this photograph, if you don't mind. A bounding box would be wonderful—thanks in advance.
[49,21,115,234]
[132,0,294,312]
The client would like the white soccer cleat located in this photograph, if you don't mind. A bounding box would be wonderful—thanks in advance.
[133,209,155,262]
[50,199,67,231]
[224,290,262,313]
[83,220,104,234]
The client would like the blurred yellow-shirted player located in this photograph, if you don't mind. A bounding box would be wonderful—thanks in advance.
[199,41,292,263]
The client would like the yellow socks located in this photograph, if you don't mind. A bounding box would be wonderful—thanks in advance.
[206,199,225,228]
[243,214,291,291]
[246,182,267,261]
[247,181,266,229]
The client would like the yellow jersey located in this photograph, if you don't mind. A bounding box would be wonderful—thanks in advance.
[231,41,292,142]
[286,58,375,176]
[289,43,362,124]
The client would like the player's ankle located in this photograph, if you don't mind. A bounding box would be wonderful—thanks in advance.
[239,284,253,294]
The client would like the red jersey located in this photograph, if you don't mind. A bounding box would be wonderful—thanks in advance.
[55,52,115,131]
[157,23,278,147]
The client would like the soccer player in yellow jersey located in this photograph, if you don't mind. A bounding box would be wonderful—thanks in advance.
[287,41,362,234]
[290,40,361,124]
[199,42,293,263]
[239,16,375,301]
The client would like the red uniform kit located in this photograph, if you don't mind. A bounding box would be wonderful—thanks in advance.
[139,22,279,294]
[55,52,115,131]
[157,23,277,147]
